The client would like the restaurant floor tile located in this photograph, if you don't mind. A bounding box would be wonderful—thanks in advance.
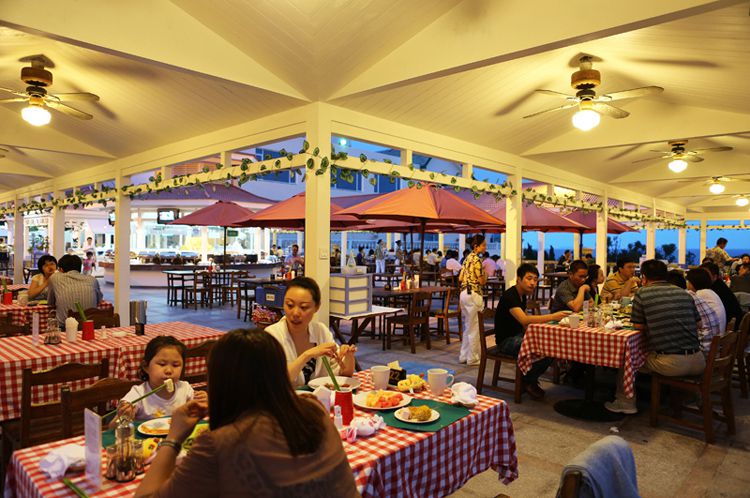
[109,284,750,498]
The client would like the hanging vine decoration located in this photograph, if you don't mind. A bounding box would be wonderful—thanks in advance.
[0,142,685,227]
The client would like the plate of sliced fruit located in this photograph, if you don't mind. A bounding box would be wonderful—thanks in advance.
[354,390,411,410]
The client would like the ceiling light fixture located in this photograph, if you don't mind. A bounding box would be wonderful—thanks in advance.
[667,158,688,173]
[21,102,51,126]
[709,182,725,195]
[571,101,600,131]
[736,197,749,207]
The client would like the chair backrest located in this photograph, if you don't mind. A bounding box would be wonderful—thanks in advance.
[0,313,28,337]
[477,308,495,357]
[21,359,109,446]
[704,331,738,393]
[725,317,736,334]
[60,377,139,438]
[183,340,218,384]
[230,270,249,285]
[442,287,460,315]
[67,308,119,329]
[408,292,432,325]
[737,312,750,358]
[558,471,583,498]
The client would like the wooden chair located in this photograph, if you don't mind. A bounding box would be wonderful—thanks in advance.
[67,308,120,329]
[60,377,139,437]
[732,312,750,398]
[649,331,738,443]
[0,313,29,337]
[1,360,110,471]
[238,276,258,321]
[184,271,214,309]
[385,291,432,354]
[430,287,462,344]
[476,308,523,402]
[557,471,583,498]
[525,299,542,315]
[222,270,248,307]
[183,340,217,385]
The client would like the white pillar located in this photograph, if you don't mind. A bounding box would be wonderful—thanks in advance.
[114,175,131,325]
[271,230,277,247]
[500,233,506,259]
[50,190,65,257]
[536,232,545,276]
[13,200,24,284]
[296,232,303,250]
[699,219,707,262]
[462,163,473,179]
[573,233,581,260]
[458,234,466,255]
[305,103,332,321]
[438,233,445,252]
[386,233,392,251]
[678,228,687,265]
[595,203,608,269]
[220,151,233,170]
[262,228,271,255]
[135,213,145,252]
[505,173,523,286]
[200,227,209,263]
[340,231,348,267]
[646,222,656,260]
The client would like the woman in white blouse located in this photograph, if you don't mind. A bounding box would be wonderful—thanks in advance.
[266,277,357,387]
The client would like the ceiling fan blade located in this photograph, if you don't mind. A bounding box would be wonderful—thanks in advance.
[46,101,93,120]
[48,92,100,102]
[631,156,663,164]
[0,97,28,104]
[591,102,629,118]
[535,89,577,100]
[0,87,28,98]
[522,102,578,119]
[690,146,733,153]
[684,155,704,163]
[600,86,664,101]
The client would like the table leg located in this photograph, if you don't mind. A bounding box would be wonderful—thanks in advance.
[553,365,624,422]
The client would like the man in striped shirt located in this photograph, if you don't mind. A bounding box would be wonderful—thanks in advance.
[605,260,705,414]
[48,254,103,327]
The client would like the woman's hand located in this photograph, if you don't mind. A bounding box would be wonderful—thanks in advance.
[192,390,208,405]
[303,342,338,362]
[338,344,357,360]
[550,310,571,321]
[167,399,209,443]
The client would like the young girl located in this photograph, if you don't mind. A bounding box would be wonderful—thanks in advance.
[82,251,95,276]
[117,336,206,421]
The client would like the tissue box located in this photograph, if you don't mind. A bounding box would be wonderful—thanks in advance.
[330,273,371,315]
[255,284,287,308]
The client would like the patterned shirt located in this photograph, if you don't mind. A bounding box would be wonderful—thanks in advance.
[600,271,639,302]
[48,271,103,324]
[460,251,483,293]
[689,290,722,355]
[706,246,732,269]
[631,282,700,353]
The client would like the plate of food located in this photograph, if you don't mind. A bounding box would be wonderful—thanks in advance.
[307,376,360,391]
[137,417,171,437]
[394,405,440,424]
[354,390,411,410]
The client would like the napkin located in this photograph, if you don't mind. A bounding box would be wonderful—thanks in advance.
[605,319,624,330]
[349,415,385,438]
[559,317,570,326]
[312,386,332,412]
[450,382,477,408]
[39,444,85,479]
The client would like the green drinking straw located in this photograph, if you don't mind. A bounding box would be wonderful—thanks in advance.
[321,357,341,391]
[74,302,88,322]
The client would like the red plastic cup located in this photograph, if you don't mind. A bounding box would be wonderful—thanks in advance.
[81,320,95,340]
[334,389,354,426]
[2,292,12,305]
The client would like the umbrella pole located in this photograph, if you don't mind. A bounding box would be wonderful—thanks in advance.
[223,226,228,269]
[419,220,426,279]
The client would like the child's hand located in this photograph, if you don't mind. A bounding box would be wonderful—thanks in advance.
[117,401,135,420]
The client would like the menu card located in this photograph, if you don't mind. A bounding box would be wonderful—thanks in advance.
[84,408,102,491]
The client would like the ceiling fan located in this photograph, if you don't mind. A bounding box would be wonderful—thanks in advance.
[632,139,733,172]
[523,55,663,130]
[0,54,99,126]
[682,176,750,195]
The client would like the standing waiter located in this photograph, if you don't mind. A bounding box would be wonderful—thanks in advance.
[458,235,488,366]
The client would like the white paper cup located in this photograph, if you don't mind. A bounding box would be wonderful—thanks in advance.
[428,368,455,394]
[568,314,580,329]
[371,365,390,390]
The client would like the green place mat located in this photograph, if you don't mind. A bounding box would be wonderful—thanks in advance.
[102,420,208,447]
[381,399,470,432]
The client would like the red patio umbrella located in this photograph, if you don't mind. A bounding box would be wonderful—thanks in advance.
[168,200,255,267]
[232,193,364,230]
[486,204,588,233]
[338,185,504,272]
[562,210,637,234]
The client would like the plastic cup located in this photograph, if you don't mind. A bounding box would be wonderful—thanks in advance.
[81,320,96,340]
[568,314,580,329]
[371,365,390,390]
[333,389,354,426]
[2,292,12,305]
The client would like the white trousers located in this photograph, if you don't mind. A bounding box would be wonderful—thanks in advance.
[459,289,484,363]
[375,259,386,273]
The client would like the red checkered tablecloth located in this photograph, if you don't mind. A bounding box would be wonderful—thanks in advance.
[4,371,518,498]
[518,323,647,398]
[0,321,223,423]
[5,284,30,293]
[0,301,114,333]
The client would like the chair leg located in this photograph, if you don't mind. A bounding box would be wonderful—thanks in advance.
[738,356,749,399]
[701,387,715,444]
[513,364,523,404]
[424,323,431,351]
[649,376,660,427]
[408,325,416,354]
[723,386,736,435]
[491,359,502,387]
[552,360,561,385]
[476,358,486,395]
[444,316,451,344]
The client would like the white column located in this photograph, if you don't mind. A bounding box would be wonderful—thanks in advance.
[296,232,303,249]
[505,172,523,286]
[305,103,332,321]
[262,228,271,255]
[50,190,65,257]
[271,230,277,247]
[500,233,506,259]
[461,163,473,179]
[678,228,687,265]
[400,150,413,170]
[572,233,581,260]
[220,151,233,170]
[340,231,348,267]
[200,227,209,263]
[13,199,24,284]
[646,222,656,260]
[386,233,392,250]
[595,202,608,269]
[536,232,545,276]
[114,175,131,325]
[438,233,445,252]
[458,234,466,255]
[135,213,145,251]
[699,219,707,262]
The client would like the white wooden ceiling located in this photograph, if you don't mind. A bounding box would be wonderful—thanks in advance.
[0,0,748,214]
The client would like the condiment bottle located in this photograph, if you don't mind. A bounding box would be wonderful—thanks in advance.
[115,418,136,482]
[65,317,79,342]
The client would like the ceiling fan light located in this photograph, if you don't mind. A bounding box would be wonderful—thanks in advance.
[709,182,725,195]
[571,109,600,131]
[667,158,688,173]
[21,104,51,126]
[736,197,749,207]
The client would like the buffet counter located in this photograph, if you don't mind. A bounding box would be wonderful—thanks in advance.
[99,261,281,287]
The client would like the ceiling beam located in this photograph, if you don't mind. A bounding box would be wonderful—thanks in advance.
[0,0,306,100]
[0,160,52,178]
[330,0,738,99]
